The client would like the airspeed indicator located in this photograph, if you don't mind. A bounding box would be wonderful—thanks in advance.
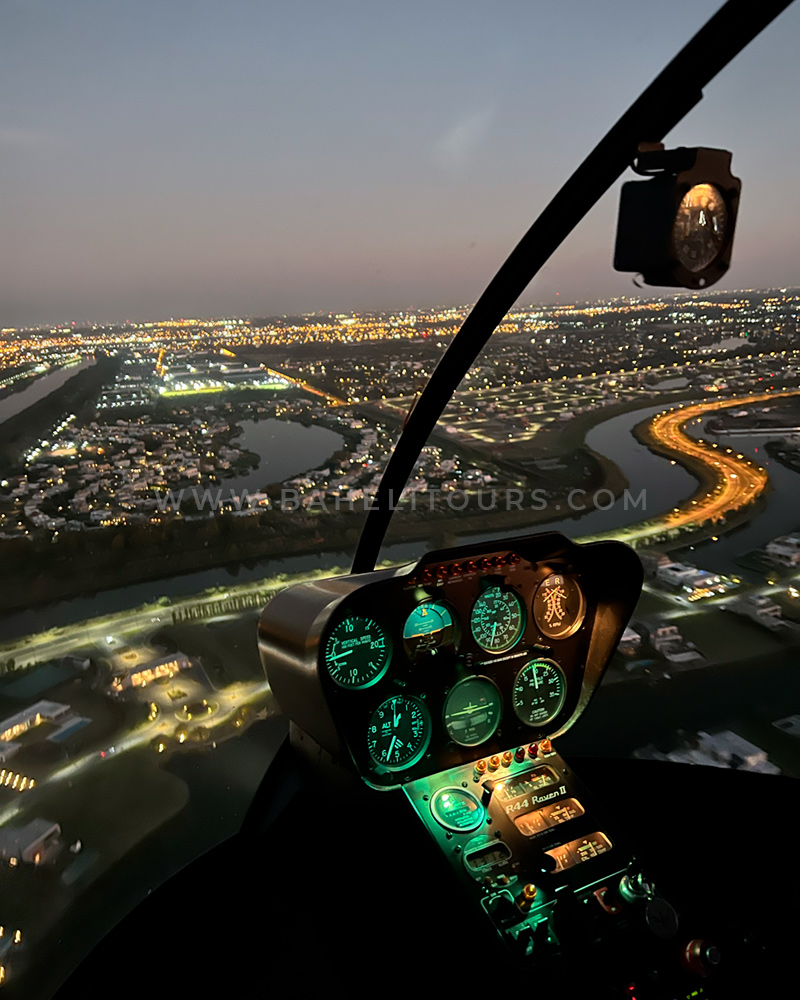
[470,586,524,653]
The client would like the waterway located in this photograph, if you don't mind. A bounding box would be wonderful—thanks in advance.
[682,415,800,576]
[223,417,344,495]
[0,361,92,425]
[496,401,700,538]
[7,393,800,999]
[2,397,799,640]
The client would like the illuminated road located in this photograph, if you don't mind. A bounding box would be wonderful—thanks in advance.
[595,389,800,546]
[0,567,345,668]
[263,365,349,407]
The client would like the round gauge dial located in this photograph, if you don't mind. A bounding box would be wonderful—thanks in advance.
[403,600,456,658]
[443,676,502,746]
[670,183,728,273]
[323,614,391,689]
[512,658,567,727]
[367,695,430,770]
[533,573,586,639]
[430,787,485,833]
[470,586,525,653]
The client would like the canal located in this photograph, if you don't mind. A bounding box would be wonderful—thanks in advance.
[3,396,800,639]
[0,361,93,426]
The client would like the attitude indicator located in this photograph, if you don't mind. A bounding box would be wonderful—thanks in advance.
[403,600,456,658]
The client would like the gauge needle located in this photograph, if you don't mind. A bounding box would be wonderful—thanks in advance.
[393,705,401,727]
[491,622,498,644]
[387,735,397,759]
[329,650,352,660]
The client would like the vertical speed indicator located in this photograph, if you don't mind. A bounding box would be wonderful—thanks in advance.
[323,615,391,689]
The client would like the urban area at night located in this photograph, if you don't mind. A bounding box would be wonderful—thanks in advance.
[1,285,800,992]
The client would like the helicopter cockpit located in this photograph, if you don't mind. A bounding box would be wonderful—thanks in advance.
[19,0,798,997]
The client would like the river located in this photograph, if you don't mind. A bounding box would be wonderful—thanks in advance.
[682,415,800,575]
[2,397,799,639]
[6,391,800,999]
[0,361,93,426]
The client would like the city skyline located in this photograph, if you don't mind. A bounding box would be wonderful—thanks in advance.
[3,0,800,327]
[3,282,797,336]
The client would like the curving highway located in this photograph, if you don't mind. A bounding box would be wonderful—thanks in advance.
[596,389,800,546]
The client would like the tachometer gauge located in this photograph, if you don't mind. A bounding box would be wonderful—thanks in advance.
[443,676,502,746]
[533,573,586,639]
[324,615,391,689]
[403,600,456,658]
[367,695,430,770]
[470,586,524,653]
[512,658,567,727]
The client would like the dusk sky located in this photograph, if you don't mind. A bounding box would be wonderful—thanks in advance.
[3,0,799,327]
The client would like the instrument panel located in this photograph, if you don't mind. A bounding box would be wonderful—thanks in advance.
[258,532,713,992]
[321,554,590,786]
[259,531,642,789]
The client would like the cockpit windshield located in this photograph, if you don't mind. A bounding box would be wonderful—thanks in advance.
[1,1,799,996]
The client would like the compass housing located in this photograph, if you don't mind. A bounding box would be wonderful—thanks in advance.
[613,146,741,289]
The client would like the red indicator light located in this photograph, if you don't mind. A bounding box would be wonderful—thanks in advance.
[464,561,477,574]
[450,563,463,576]
[479,558,493,572]
[436,565,449,579]
[527,743,538,758]
[421,569,433,584]
[514,747,526,762]
[507,553,521,565]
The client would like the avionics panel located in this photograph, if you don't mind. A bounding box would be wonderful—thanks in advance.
[259,531,642,789]
[402,741,648,966]
[405,743,607,884]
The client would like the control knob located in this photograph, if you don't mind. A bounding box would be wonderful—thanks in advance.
[680,938,721,976]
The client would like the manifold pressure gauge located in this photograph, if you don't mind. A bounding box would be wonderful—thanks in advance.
[613,146,741,290]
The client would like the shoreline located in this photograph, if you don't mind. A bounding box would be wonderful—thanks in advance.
[0,466,628,617]
[1,385,776,619]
